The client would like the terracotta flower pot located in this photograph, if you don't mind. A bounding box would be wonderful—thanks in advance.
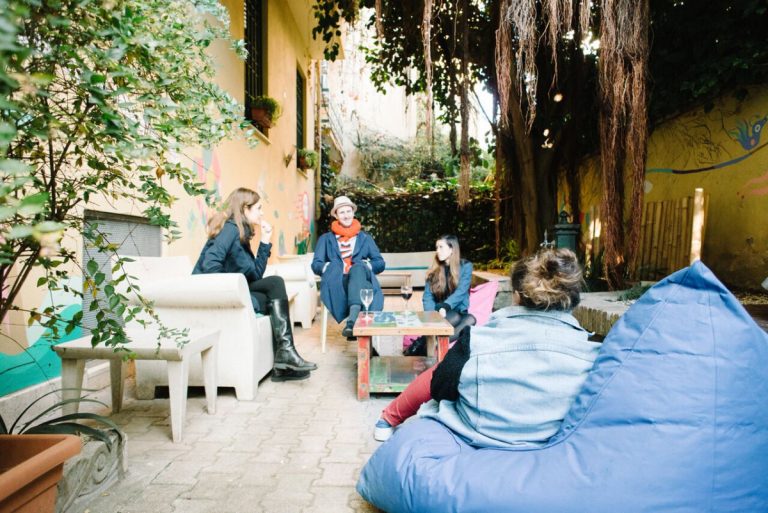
[250,107,273,129]
[297,155,309,170]
[0,434,82,513]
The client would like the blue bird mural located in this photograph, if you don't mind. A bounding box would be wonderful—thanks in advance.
[730,114,767,150]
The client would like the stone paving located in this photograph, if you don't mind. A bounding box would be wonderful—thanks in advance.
[83,315,389,513]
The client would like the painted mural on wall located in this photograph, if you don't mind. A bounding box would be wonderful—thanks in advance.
[0,277,83,396]
[647,112,767,177]
[186,148,223,233]
[738,170,768,198]
[276,192,313,256]
[294,192,312,254]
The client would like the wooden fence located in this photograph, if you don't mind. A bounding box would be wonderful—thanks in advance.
[632,188,709,281]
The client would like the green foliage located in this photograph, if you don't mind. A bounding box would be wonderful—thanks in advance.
[0,389,123,449]
[358,1,491,120]
[250,95,282,123]
[311,0,359,61]
[617,283,653,302]
[320,177,496,262]
[476,239,520,274]
[648,0,768,123]
[355,131,494,187]
[0,0,252,350]
[297,148,319,170]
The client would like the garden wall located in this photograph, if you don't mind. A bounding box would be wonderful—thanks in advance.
[318,187,497,263]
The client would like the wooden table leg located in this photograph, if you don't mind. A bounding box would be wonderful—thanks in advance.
[436,336,449,361]
[357,336,371,400]
[61,358,86,415]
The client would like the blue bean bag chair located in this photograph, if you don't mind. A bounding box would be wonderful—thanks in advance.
[357,261,768,512]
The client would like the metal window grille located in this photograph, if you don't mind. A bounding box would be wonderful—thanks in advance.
[81,211,161,331]
[296,69,305,149]
[245,0,264,120]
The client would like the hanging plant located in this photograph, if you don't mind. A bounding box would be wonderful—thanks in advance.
[250,95,282,129]
[297,148,319,170]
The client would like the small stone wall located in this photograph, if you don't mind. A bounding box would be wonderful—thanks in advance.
[573,292,631,336]
[471,270,512,311]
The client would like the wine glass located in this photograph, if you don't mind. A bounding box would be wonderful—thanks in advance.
[360,288,374,321]
[400,284,413,313]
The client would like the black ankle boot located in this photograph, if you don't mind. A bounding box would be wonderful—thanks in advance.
[271,368,310,382]
[342,305,361,339]
[269,299,317,372]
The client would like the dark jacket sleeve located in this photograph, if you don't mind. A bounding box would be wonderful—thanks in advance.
[365,234,386,274]
[430,326,472,402]
[311,234,329,275]
[422,280,436,311]
[253,242,271,281]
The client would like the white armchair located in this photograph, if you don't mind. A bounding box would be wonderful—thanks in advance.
[264,255,318,329]
[118,255,273,401]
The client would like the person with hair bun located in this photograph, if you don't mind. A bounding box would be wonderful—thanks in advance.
[374,248,601,445]
[193,187,316,382]
[421,248,601,448]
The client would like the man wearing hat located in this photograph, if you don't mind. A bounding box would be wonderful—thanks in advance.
[312,195,386,337]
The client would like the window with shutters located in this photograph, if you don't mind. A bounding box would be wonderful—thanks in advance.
[296,69,305,151]
[244,0,265,127]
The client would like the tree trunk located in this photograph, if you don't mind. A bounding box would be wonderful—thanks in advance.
[458,0,471,208]
[506,87,540,254]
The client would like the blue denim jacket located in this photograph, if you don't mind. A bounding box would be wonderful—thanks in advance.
[420,305,601,448]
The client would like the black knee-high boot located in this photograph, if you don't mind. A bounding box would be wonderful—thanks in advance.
[269,299,317,371]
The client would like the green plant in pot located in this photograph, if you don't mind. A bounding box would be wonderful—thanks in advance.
[297,148,319,170]
[0,390,123,513]
[250,95,282,129]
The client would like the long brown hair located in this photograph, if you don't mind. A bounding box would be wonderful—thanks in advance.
[425,235,461,302]
[511,248,583,311]
[207,187,260,242]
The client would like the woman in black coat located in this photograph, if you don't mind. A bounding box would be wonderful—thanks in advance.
[193,187,316,381]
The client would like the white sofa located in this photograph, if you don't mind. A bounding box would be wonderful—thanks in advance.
[264,255,318,329]
[380,251,434,288]
[118,255,273,401]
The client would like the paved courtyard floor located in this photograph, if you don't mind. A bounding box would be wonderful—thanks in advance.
[83,314,389,513]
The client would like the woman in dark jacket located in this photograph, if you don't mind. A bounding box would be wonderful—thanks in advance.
[311,195,386,338]
[193,187,316,381]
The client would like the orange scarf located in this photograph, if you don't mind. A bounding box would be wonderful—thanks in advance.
[331,219,361,273]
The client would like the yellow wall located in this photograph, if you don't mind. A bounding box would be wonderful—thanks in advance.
[570,87,768,289]
[169,0,318,261]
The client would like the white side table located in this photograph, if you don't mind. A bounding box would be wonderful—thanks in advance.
[53,328,219,443]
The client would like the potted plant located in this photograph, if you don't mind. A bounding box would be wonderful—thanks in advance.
[250,95,282,129]
[297,148,319,170]
[0,390,122,513]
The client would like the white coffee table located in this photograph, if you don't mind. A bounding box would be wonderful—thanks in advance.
[53,328,219,443]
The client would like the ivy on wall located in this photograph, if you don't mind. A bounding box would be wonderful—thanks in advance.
[319,182,496,263]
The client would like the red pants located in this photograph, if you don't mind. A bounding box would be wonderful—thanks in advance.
[381,365,435,427]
